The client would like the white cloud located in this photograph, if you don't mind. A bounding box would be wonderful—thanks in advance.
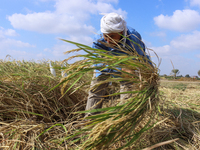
[150,31,166,37]
[68,35,93,45]
[52,35,93,57]
[54,0,125,15]
[197,54,200,58]
[150,45,171,57]
[37,53,46,58]
[149,46,199,76]
[0,38,34,49]
[8,0,127,37]
[11,50,28,56]
[170,30,200,51]
[150,30,200,59]
[22,7,34,14]
[52,44,76,57]
[154,9,200,32]
[98,0,118,3]
[4,29,18,36]
[8,12,95,36]
[0,27,35,60]
[0,29,34,58]
[190,0,200,7]
[44,48,51,52]
[158,55,197,76]
[148,30,200,75]
[0,49,30,61]
[0,27,18,37]
[39,0,52,2]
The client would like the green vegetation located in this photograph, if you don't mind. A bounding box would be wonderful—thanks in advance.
[171,69,180,79]
[172,83,187,91]
[185,74,190,78]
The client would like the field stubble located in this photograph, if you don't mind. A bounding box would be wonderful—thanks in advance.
[155,81,200,149]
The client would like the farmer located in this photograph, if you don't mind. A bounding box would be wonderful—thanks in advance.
[85,12,149,115]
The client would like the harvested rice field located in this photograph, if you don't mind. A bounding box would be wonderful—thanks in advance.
[0,58,199,149]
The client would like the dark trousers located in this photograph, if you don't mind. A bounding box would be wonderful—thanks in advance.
[85,72,135,115]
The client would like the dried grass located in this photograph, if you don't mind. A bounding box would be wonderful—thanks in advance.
[0,60,88,149]
[0,56,199,149]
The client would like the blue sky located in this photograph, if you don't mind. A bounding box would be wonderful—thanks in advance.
[1,0,200,76]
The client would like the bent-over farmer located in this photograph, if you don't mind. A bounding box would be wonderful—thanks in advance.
[85,12,150,115]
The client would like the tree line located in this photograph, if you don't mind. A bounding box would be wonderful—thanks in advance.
[160,69,200,79]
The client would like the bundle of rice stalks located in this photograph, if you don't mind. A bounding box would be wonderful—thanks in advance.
[58,38,160,149]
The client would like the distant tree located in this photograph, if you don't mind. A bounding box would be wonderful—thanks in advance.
[185,74,190,78]
[163,74,167,77]
[171,69,180,79]
[177,75,183,78]
[198,70,200,77]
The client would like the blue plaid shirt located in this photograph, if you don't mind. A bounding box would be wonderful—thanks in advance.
[92,26,150,77]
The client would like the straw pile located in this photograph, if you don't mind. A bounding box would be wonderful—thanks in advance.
[0,60,87,149]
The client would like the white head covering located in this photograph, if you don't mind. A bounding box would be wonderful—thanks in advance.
[100,12,127,34]
[100,12,127,47]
